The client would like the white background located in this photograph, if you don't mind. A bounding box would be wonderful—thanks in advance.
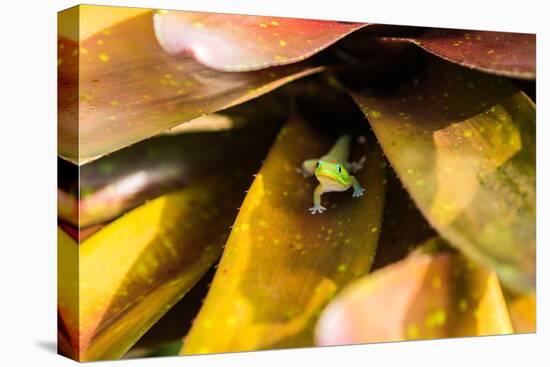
[0,0,547,366]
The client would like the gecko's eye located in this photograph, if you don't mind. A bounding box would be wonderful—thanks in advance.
[316,161,321,168]
[337,165,342,173]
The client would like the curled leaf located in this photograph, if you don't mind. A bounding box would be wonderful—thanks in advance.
[316,241,513,346]
[182,114,386,355]
[58,170,256,361]
[350,56,535,291]
[58,6,322,164]
[154,10,366,72]
[395,29,535,79]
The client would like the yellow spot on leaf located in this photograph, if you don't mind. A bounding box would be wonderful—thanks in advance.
[370,110,381,118]
[271,21,279,26]
[279,40,287,47]
[97,39,104,45]
[431,276,442,289]
[80,47,88,55]
[337,264,347,272]
[425,309,447,327]
[98,53,109,62]
[406,323,419,339]
[458,298,468,312]
[57,58,63,66]
[110,100,120,106]
[259,23,267,28]
[193,21,205,28]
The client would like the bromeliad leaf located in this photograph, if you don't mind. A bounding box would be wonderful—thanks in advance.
[58,7,322,164]
[154,10,366,72]
[58,170,256,361]
[507,292,536,333]
[316,239,513,346]
[182,114,386,354]
[350,56,535,292]
[58,104,283,227]
[394,29,535,79]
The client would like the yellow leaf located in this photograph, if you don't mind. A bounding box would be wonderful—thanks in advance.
[182,114,387,354]
[58,171,254,361]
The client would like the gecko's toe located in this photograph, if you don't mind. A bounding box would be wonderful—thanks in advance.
[353,188,365,198]
[350,156,366,173]
[308,205,327,214]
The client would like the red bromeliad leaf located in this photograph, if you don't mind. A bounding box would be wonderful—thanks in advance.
[350,56,535,292]
[394,29,535,79]
[58,6,322,164]
[153,10,366,72]
[316,243,513,346]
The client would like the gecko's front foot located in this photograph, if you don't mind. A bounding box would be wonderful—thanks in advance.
[308,204,327,214]
[352,187,365,198]
[349,156,366,173]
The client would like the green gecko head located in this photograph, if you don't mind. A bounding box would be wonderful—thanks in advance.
[315,160,351,188]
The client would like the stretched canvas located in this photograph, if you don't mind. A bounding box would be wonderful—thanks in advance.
[57,4,536,362]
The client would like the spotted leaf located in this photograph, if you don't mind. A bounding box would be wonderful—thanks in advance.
[154,10,366,71]
[392,29,535,79]
[316,241,513,346]
[58,5,322,164]
[350,56,535,291]
[181,113,386,355]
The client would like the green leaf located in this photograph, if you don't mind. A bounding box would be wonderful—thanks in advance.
[316,239,513,346]
[58,7,322,164]
[58,170,256,361]
[350,56,535,291]
[154,10,366,72]
[399,29,535,79]
[181,114,386,355]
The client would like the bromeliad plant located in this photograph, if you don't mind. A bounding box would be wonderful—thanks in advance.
[57,5,536,361]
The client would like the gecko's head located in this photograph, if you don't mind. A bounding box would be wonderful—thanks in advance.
[315,160,351,188]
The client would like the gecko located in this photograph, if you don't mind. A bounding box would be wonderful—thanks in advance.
[298,135,366,214]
